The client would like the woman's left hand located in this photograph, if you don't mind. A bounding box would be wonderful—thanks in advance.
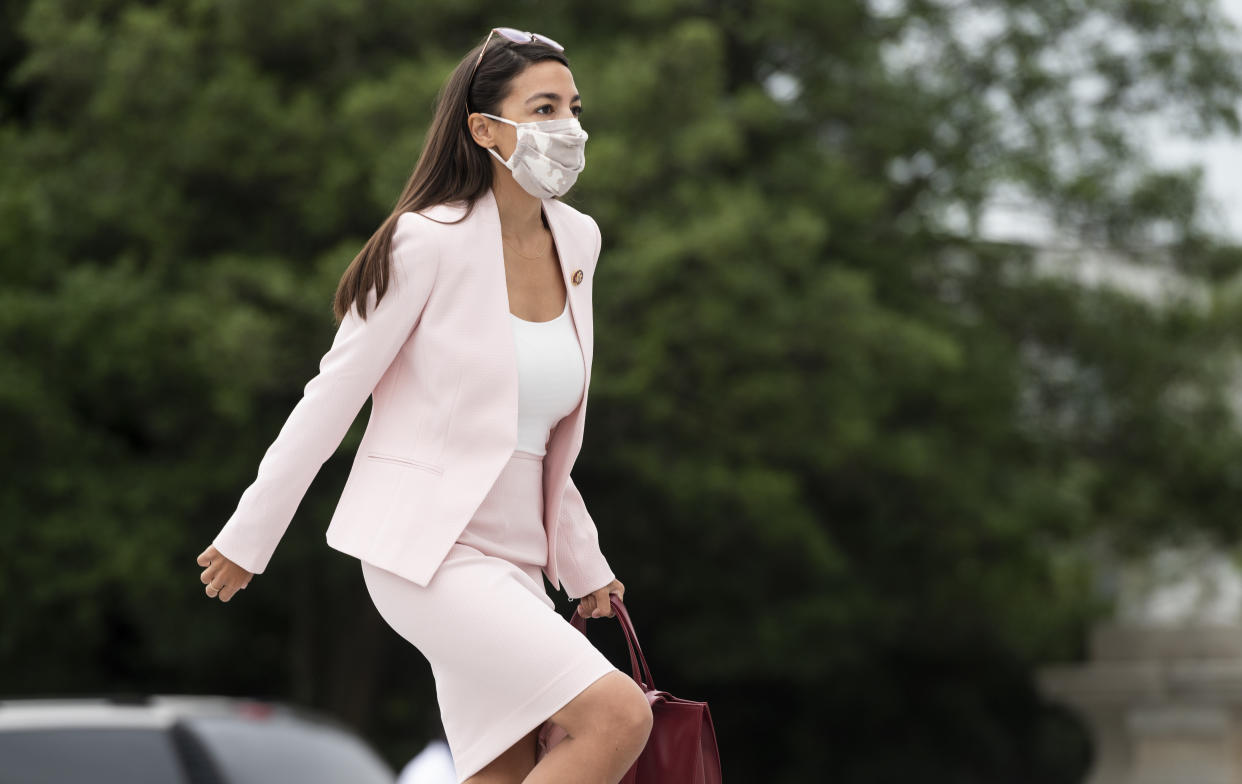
[577,578,624,618]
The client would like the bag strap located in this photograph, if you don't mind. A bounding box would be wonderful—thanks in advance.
[570,594,656,691]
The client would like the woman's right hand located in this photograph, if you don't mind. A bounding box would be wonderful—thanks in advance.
[196,545,254,603]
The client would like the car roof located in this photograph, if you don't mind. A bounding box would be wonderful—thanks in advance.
[0,695,330,732]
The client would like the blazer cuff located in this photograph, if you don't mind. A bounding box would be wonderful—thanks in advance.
[212,503,280,575]
[556,475,616,600]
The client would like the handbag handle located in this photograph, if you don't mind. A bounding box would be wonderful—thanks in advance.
[570,594,656,691]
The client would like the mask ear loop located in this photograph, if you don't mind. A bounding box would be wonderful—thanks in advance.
[486,146,514,169]
[480,113,519,169]
[480,112,519,127]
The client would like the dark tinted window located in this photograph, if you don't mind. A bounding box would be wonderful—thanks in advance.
[185,716,393,784]
[0,727,188,784]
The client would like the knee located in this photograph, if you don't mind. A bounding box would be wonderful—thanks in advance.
[631,697,654,745]
[554,671,653,745]
[607,679,653,744]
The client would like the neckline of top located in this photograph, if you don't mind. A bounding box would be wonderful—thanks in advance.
[510,297,569,324]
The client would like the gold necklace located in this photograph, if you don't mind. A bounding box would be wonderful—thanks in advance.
[502,231,551,260]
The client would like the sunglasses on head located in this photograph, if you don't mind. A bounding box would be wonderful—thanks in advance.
[464,27,565,117]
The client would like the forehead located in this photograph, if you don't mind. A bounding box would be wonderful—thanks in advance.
[506,60,579,100]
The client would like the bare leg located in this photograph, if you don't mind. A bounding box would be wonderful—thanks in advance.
[522,671,653,784]
[463,724,541,784]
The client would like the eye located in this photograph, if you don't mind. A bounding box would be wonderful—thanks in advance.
[571,104,583,117]
[534,103,554,115]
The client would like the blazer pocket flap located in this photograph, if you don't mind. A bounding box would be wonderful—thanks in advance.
[365,451,444,475]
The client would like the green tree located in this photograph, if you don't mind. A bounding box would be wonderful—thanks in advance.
[3,1,1242,781]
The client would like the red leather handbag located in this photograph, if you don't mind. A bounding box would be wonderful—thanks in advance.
[536,593,723,783]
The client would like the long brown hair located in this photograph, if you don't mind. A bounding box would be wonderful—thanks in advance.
[331,33,571,324]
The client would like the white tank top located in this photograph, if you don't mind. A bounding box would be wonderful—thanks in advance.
[510,297,585,455]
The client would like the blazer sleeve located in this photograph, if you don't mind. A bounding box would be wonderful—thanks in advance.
[212,212,440,574]
[556,475,617,600]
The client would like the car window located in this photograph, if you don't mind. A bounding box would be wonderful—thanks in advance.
[0,727,189,784]
[185,716,394,784]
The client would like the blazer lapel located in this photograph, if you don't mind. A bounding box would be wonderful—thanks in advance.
[480,189,591,394]
[540,198,591,391]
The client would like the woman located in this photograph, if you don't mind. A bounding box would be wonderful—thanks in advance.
[193,27,653,784]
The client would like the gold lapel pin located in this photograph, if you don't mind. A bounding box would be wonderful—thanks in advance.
[572,269,584,285]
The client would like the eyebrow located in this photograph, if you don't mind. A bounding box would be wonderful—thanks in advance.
[525,92,582,104]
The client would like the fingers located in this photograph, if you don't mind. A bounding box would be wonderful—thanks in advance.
[205,577,223,600]
[216,579,248,602]
[579,593,607,618]
[199,550,250,602]
[575,580,628,619]
[592,588,614,618]
[205,571,249,602]
[200,558,220,588]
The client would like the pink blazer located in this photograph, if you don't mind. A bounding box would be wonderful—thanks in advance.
[212,187,615,600]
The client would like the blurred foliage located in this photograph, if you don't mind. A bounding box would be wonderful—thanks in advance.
[4,0,1242,781]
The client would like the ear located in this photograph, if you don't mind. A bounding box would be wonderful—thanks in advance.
[467,113,498,150]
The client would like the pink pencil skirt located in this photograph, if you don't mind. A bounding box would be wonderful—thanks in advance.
[360,448,619,782]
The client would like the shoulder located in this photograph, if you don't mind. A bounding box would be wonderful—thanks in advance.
[412,198,472,225]
[392,211,439,248]
[392,199,478,249]
[387,210,448,282]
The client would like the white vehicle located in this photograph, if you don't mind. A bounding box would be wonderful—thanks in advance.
[0,694,395,783]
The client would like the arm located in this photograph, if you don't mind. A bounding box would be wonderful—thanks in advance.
[557,474,617,601]
[212,212,440,574]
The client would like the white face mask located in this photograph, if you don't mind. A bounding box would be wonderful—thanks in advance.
[480,112,588,198]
